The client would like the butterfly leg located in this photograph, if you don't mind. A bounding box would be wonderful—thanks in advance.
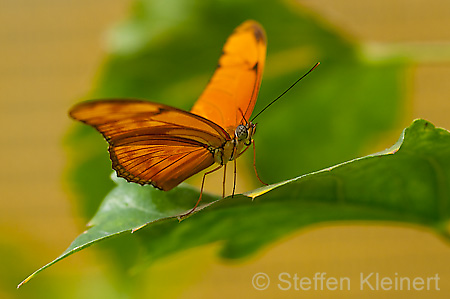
[232,158,237,197]
[237,143,251,157]
[222,163,226,198]
[179,164,223,220]
[252,140,268,186]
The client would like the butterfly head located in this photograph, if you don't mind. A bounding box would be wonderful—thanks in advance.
[235,122,256,146]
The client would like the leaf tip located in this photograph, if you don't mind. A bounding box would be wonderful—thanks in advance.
[17,272,35,289]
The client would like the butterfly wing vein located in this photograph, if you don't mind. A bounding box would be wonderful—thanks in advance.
[70,100,230,190]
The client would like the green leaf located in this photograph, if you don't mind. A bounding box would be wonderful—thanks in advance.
[19,119,450,287]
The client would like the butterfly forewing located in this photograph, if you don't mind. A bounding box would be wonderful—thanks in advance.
[70,100,230,190]
[190,20,267,135]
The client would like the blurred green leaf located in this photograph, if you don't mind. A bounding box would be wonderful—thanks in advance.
[21,119,450,287]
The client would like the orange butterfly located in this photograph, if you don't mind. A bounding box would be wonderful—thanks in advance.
[70,21,267,213]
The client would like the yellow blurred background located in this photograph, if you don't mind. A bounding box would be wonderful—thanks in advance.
[1,0,449,298]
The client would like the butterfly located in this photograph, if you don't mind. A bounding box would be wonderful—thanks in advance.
[70,20,267,213]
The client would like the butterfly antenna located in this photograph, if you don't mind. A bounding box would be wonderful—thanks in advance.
[250,62,320,122]
[238,108,248,125]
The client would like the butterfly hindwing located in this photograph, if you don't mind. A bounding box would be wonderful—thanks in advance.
[70,99,230,190]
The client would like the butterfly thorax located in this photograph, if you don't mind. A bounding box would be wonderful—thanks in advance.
[213,122,256,165]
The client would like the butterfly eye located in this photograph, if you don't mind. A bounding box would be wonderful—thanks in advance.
[235,124,248,141]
